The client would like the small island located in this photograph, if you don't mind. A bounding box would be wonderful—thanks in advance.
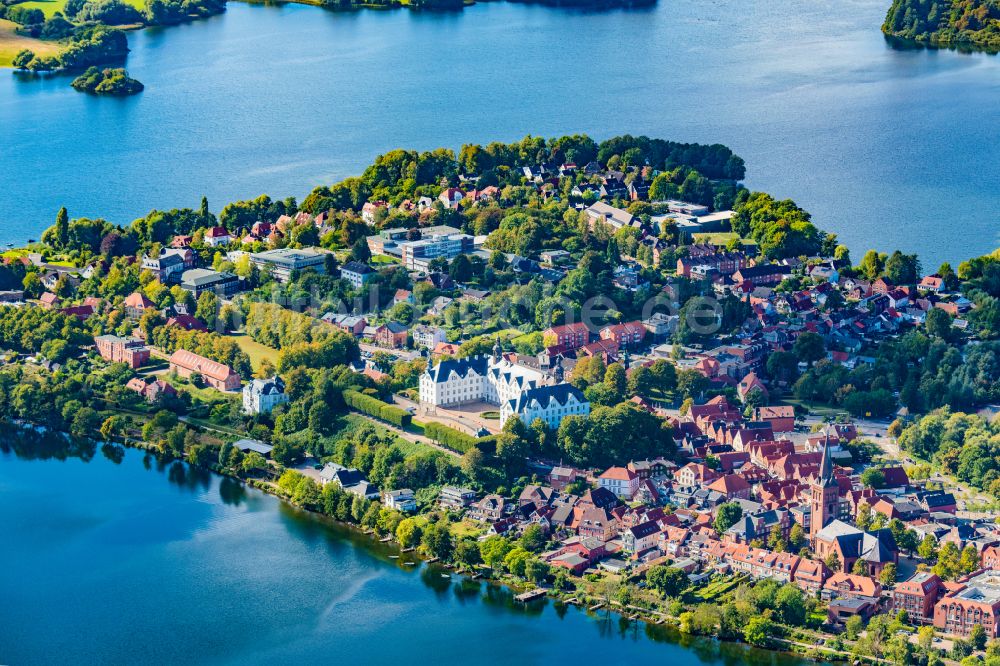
[70,65,143,94]
[882,0,1000,52]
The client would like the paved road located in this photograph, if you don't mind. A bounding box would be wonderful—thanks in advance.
[358,343,422,362]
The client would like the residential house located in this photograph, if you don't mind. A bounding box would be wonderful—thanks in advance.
[384,489,417,512]
[242,375,289,414]
[599,321,646,349]
[374,322,408,349]
[598,466,640,500]
[340,262,375,289]
[204,226,232,247]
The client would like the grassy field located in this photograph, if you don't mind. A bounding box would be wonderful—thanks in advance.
[334,413,438,458]
[691,231,752,246]
[12,0,145,18]
[226,333,280,373]
[0,18,63,67]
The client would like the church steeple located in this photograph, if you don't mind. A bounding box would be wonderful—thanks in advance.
[810,430,840,545]
[818,431,837,487]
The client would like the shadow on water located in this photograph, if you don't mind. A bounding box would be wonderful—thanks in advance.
[452,577,481,605]
[218,476,247,506]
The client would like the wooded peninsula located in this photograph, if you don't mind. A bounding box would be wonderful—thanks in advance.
[883,0,1000,52]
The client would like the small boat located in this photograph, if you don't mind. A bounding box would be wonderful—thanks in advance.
[389,554,399,559]
[440,573,451,579]
[402,561,415,566]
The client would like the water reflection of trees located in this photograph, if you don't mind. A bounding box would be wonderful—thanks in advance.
[2,428,96,462]
[218,477,246,506]
[165,460,212,492]
[101,442,125,464]
[420,565,452,599]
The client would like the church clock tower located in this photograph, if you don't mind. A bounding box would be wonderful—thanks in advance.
[810,434,839,546]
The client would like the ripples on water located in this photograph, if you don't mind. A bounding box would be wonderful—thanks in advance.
[1,0,998,266]
[0,436,816,665]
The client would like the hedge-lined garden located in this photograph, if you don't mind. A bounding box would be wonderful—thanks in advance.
[343,389,412,428]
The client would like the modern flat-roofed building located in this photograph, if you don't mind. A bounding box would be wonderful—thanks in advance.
[250,248,326,283]
[179,268,241,298]
[439,486,477,509]
[399,233,474,271]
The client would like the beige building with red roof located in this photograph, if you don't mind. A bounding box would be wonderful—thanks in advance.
[168,349,241,391]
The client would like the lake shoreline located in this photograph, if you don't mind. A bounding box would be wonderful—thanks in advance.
[4,422,837,663]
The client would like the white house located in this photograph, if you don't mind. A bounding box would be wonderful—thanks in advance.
[412,325,447,350]
[340,261,375,289]
[242,376,289,414]
[597,466,639,500]
[499,383,590,429]
[204,226,232,247]
[384,488,417,512]
[623,520,661,554]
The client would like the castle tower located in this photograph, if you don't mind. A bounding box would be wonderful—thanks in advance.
[810,433,839,546]
[553,356,565,384]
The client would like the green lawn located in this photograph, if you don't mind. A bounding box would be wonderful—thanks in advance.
[12,0,145,18]
[692,232,755,246]
[226,333,280,373]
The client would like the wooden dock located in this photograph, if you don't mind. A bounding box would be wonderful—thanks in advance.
[514,588,547,603]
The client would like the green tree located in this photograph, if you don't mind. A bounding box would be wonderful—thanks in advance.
[396,517,423,548]
[421,521,453,560]
[879,562,898,586]
[645,565,688,598]
[793,331,825,366]
[519,524,547,553]
[714,502,743,535]
[743,617,774,647]
[970,624,988,651]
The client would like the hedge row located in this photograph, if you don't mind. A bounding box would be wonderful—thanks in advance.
[423,422,480,454]
[343,389,412,428]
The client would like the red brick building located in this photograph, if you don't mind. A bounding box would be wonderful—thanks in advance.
[599,321,646,349]
[95,334,150,369]
[543,322,590,351]
[893,572,942,624]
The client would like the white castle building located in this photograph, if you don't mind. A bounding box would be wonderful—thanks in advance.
[419,342,589,428]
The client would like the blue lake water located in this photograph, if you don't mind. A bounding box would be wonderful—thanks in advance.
[1,0,999,265]
[0,441,812,665]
